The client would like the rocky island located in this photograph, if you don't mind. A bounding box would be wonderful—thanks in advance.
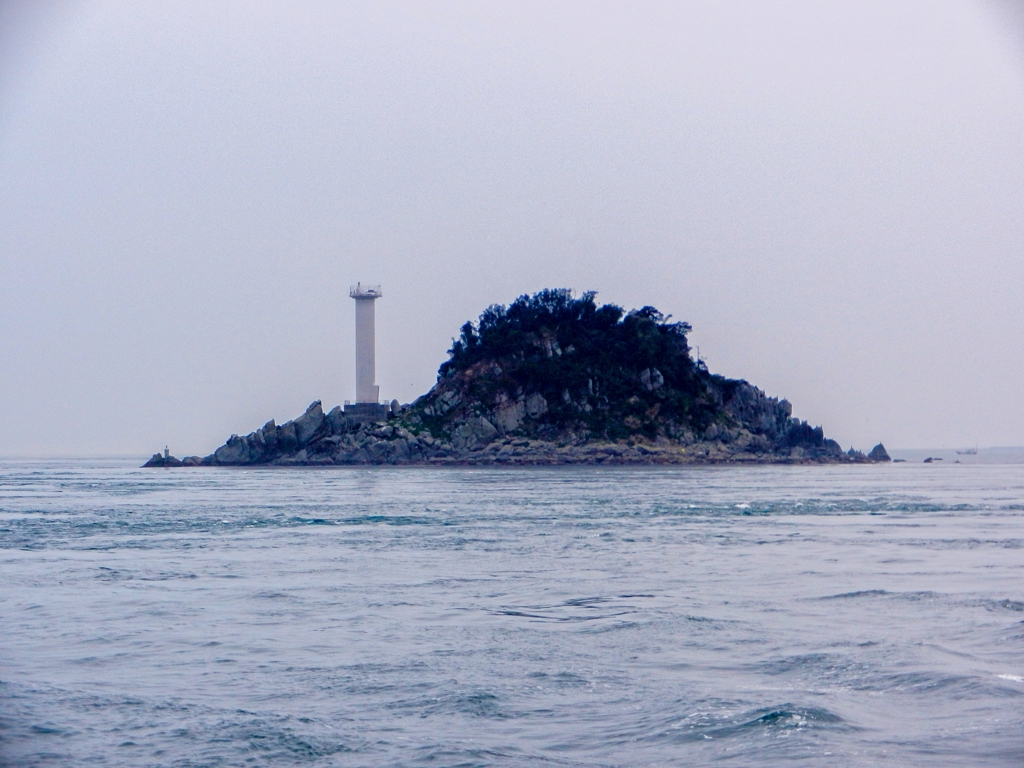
[146,289,889,467]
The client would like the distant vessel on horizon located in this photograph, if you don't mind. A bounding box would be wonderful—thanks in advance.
[956,446,978,455]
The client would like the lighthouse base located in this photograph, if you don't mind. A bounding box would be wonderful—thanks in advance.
[344,402,389,425]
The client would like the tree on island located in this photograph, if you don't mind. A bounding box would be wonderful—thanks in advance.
[416,288,822,447]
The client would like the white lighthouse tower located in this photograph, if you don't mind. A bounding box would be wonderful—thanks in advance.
[345,283,388,422]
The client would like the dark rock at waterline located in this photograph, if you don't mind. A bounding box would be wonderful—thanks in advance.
[143,453,183,467]
[143,453,203,467]
[868,443,891,462]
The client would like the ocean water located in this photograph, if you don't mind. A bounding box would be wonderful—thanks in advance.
[1,460,1023,767]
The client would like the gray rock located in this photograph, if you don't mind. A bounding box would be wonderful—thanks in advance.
[387,441,408,463]
[868,443,891,462]
[367,441,390,462]
[259,420,277,449]
[745,434,773,453]
[435,390,461,415]
[325,406,345,435]
[525,393,548,419]
[293,401,325,446]
[493,399,525,432]
[639,367,665,391]
[277,422,298,453]
[451,416,499,450]
[722,382,792,439]
[213,435,249,465]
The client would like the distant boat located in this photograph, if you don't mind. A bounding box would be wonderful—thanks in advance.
[956,446,978,455]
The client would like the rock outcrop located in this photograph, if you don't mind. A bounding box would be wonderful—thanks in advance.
[170,290,886,468]
[143,453,202,467]
[143,452,182,467]
[868,443,891,462]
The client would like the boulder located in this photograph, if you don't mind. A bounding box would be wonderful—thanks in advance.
[293,401,325,446]
[393,439,412,462]
[277,422,298,453]
[451,416,499,450]
[212,435,250,465]
[259,420,278,449]
[325,406,345,435]
[493,400,525,432]
[524,393,548,419]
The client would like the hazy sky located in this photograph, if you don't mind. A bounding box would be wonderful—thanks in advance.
[1,1,1022,456]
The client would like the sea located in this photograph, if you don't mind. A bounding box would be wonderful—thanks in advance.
[1,457,1023,767]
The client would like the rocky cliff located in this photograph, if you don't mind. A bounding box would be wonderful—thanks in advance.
[179,290,888,467]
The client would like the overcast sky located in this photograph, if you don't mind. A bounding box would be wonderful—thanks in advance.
[1,0,1022,456]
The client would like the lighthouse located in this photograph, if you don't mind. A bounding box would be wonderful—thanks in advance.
[345,283,388,422]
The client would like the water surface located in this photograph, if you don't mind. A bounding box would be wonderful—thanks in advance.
[1,460,1022,766]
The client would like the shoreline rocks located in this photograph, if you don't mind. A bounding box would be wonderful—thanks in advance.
[143,453,202,467]
[146,400,889,468]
